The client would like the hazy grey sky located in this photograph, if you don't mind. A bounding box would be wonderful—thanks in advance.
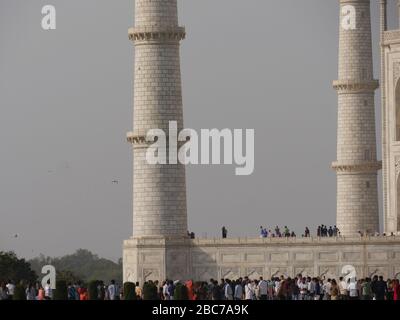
[0,0,398,261]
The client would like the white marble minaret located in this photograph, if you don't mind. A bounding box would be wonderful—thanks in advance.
[127,0,188,238]
[332,0,381,236]
[123,0,190,283]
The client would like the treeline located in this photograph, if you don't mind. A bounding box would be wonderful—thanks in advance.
[29,249,122,284]
[0,251,37,283]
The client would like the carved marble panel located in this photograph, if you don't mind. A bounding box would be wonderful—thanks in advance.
[367,266,389,279]
[193,267,218,281]
[245,267,264,279]
[318,266,339,279]
[294,252,313,261]
[220,267,240,280]
[270,252,289,262]
[142,253,162,264]
[192,252,216,264]
[245,253,265,263]
[143,268,160,282]
[270,267,289,277]
[342,252,362,261]
[221,254,241,263]
[368,252,388,260]
[319,252,339,262]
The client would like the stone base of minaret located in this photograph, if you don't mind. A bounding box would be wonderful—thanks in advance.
[123,236,400,284]
[123,237,191,284]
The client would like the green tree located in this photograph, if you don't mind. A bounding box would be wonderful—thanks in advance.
[174,283,189,300]
[29,249,122,284]
[13,284,26,300]
[88,280,101,300]
[53,280,68,300]
[123,282,137,300]
[0,251,37,283]
[56,270,81,284]
[143,282,158,300]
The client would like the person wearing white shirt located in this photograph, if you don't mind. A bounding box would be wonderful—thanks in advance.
[339,277,348,300]
[323,279,332,300]
[348,279,359,300]
[234,282,243,300]
[254,281,260,300]
[258,277,268,300]
[224,281,233,300]
[162,281,169,300]
[299,279,308,300]
[44,280,53,300]
[274,279,281,295]
[245,281,255,300]
[108,280,117,300]
[6,281,15,300]
[307,277,315,299]
[296,277,302,288]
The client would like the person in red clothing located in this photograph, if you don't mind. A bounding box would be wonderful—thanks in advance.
[78,286,88,300]
[37,286,45,301]
[185,280,194,300]
[393,279,400,301]
[82,290,89,300]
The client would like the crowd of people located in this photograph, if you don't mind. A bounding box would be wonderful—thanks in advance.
[144,275,399,301]
[1,274,400,300]
[257,225,338,238]
[64,280,122,300]
[188,225,400,241]
[219,225,398,239]
[0,279,123,301]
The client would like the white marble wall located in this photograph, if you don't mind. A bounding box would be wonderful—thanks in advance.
[123,237,400,284]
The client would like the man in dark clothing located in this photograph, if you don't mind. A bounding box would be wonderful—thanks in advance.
[167,281,175,300]
[222,226,227,239]
[371,275,378,298]
[67,283,78,300]
[97,281,105,300]
[212,280,221,300]
[374,276,387,300]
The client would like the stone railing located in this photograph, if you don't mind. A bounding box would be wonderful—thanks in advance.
[128,26,186,42]
[124,235,400,247]
[190,235,400,246]
[332,160,382,173]
[332,79,379,93]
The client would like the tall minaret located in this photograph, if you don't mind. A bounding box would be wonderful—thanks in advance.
[398,0,400,27]
[127,0,188,238]
[332,0,381,236]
